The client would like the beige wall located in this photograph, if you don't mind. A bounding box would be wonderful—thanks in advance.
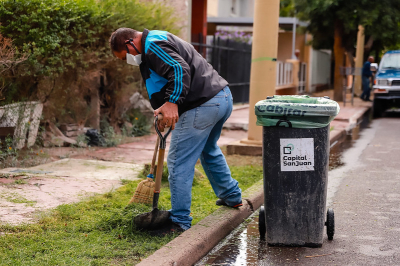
[207,0,219,17]
[277,32,306,62]
[277,31,313,93]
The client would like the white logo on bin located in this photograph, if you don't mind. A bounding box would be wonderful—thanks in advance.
[280,138,314,171]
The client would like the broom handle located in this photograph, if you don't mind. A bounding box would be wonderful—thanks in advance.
[149,137,160,175]
[153,147,165,209]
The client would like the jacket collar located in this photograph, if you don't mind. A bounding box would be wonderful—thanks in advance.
[141,29,149,64]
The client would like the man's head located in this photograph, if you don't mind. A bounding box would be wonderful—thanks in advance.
[368,56,375,63]
[295,49,300,59]
[109,28,141,60]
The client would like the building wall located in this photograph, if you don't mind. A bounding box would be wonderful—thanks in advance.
[277,32,306,62]
[207,0,219,17]
[238,0,254,17]
[217,0,234,17]
[311,49,332,92]
[150,0,190,41]
[208,0,255,17]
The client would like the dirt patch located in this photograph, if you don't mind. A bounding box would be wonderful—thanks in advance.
[0,174,126,225]
[0,159,144,226]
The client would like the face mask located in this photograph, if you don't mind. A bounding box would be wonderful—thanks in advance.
[127,53,142,66]
[125,39,142,66]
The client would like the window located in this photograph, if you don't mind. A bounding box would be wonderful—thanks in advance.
[380,54,400,70]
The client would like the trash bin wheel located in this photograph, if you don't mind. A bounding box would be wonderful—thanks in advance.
[259,206,266,240]
[325,208,335,240]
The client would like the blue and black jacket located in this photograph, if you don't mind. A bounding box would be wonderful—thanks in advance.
[139,29,228,115]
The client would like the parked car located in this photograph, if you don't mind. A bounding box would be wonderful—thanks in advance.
[373,50,400,117]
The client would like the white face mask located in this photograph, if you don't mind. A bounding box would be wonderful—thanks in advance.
[125,39,142,67]
[127,53,142,66]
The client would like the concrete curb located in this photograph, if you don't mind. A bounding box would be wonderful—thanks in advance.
[223,122,248,131]
[345,107,370,132]
[329,129,347,144]
[137,180,264,266]
[138,105,372,266]
[232,104,249,111]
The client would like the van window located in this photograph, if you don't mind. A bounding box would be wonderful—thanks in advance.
[380,53,400,70]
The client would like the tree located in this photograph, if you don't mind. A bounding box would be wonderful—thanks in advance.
[295,0,400,101]
[280,0,296,17]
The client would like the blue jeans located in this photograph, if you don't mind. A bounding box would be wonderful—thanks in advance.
[361,76,371,100]
[167,87,242,230]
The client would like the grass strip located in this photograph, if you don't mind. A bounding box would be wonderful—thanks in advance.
[0,161,263,265]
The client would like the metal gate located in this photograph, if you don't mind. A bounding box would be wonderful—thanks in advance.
[192,34,252,103]
[298,62,307,94]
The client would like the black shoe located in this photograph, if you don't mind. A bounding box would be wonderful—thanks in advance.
[216,199,243,208]
[365,99,372,102]
[148,220,185,237]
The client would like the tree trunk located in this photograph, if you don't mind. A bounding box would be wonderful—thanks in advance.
[333,20,346,102]
[364,35,374,59]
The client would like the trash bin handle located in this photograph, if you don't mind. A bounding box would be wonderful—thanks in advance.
[276,118,292,128]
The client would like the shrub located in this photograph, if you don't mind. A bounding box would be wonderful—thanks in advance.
[123,109,151,137]
[0,0,178,130]
[215,30,253,44]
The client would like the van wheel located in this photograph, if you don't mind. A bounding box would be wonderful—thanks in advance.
[373,99,383,118]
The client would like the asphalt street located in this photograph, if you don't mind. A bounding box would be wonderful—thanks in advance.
[325,116,400,265]
[265,116,400,265]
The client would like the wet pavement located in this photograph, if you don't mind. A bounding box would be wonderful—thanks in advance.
[197,112,400,265]
[196,134,355,266]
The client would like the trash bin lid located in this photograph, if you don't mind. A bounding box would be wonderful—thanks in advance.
[255,95,340,128]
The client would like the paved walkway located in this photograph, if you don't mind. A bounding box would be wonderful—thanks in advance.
[76,91,372,165]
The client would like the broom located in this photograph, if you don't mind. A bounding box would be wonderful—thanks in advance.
[128,136,160,205]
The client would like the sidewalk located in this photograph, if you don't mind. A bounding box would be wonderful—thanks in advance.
[76,91,372,164]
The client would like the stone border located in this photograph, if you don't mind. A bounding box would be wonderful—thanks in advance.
[138,180,264,266]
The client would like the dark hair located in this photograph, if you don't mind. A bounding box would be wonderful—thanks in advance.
[109,28,138,53]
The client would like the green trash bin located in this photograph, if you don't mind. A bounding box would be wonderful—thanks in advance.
[256,95,340,247]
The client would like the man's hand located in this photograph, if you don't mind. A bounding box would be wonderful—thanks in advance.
[154,102,179,131]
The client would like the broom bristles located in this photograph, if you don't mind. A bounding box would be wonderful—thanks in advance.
[128,178,155,205]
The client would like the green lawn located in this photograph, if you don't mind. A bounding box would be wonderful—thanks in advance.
[0,161,263,265]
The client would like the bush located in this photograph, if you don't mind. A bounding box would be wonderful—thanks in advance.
[0,0,179,129]
[0,136,16,158]
[124,109,151,137]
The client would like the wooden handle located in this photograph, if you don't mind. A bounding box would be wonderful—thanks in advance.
[149,137,160,175]
[154,148,165,193]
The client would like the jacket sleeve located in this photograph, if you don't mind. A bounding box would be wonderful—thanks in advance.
[146,40,191,105]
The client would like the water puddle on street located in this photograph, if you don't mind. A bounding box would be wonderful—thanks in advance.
[196,212,309,266]
[196,116,370,265]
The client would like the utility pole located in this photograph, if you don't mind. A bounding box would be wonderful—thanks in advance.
[243,0,280,144]
[354,25,365,96]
